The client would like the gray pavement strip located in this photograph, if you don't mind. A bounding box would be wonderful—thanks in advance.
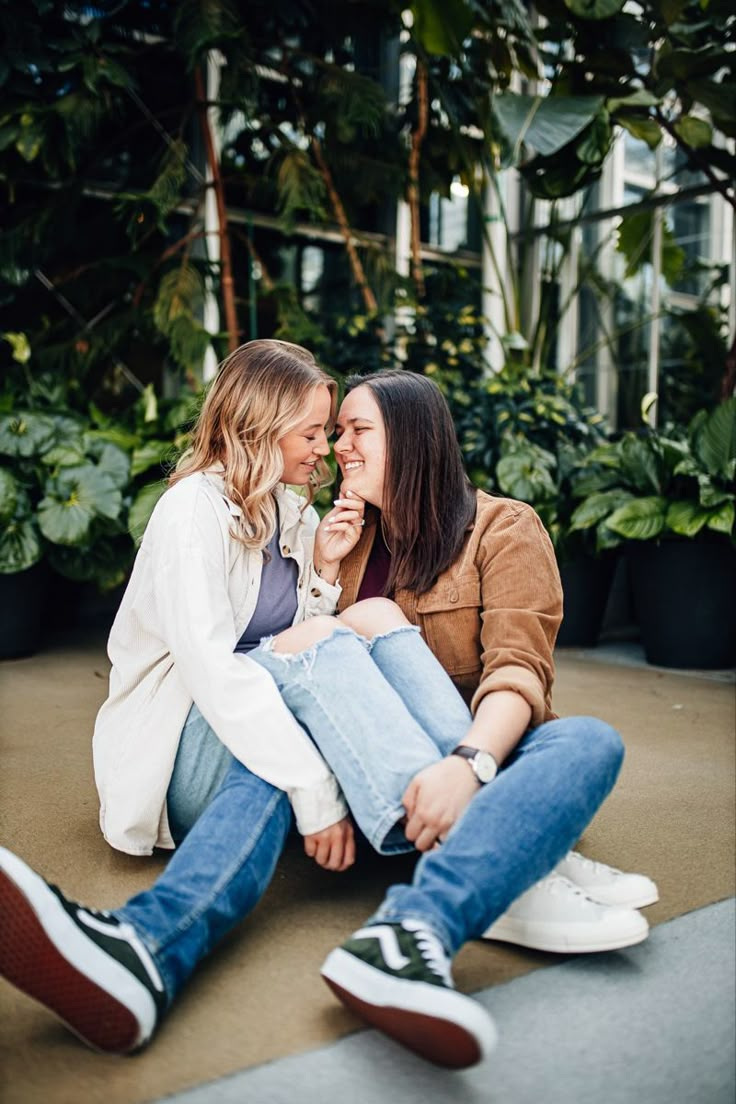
[156,897,736,1104]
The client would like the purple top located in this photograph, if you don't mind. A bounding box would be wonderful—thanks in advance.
[235,524,299,653]
[357,524,392,601]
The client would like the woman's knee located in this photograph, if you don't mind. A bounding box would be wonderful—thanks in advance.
[577,716,625,775]
[270,614,340,653]
[340,598,409,639]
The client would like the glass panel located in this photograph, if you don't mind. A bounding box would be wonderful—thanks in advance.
[669,200,711,296]
[622,131,655,180]
[427,179,471,253]
[614,266,652,429]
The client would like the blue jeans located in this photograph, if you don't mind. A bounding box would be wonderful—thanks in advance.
[116,724,292,1002]
[117,623,623,999]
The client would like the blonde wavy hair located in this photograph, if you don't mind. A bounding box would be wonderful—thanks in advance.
[170,339,337,550]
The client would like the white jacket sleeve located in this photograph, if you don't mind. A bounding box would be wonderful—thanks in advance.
[151,493,348,835]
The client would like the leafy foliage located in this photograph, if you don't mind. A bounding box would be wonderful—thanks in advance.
[0,337,196,582]
[568,398,736,549]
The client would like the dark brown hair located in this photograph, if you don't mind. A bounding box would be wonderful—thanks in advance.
[345,369,477,595]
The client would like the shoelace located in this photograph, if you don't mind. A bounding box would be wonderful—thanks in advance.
[566,851,622,877]
[543,873,591,900]
[401,919,453,987]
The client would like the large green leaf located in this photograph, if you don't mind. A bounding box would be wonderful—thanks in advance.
[0,516,42,573]
[37,493,96,545]
[570,489,634,530]
[697,475,733,509]
[0,467,18,522]
[690,397,736,479]
[617,211,686,284]
[706,501,735,537]
[576,113,612,166]
[607,90,661,112]
[665,500,709,537]
[619,436,662,494]
[129,480,167,546]
[496,451,557,503]
[38,467,123,545]
[411,0,474,56]
[494,94,604,161]
[607,496,667,540]
[89,441,131,490]
[42,443,87,468]
[674,115,713,149]
[0,412,57,458]
[616,114,662,150]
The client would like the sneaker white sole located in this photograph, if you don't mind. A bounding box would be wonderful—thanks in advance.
[0,847,158,1054]
[482,910,649,954]
[321,947,497,1069]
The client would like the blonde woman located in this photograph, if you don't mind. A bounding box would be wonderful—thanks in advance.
[0,340,362,1053]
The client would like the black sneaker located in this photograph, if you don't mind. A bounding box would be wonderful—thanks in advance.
[0,846,167,1054]
[321,919,497,1068]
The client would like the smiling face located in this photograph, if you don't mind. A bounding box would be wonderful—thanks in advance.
[278,384,332,485]
[334,385,387,507]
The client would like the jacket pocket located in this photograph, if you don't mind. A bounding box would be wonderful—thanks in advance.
[416,576,483,677]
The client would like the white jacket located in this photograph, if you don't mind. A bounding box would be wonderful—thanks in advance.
[92,470,348,856]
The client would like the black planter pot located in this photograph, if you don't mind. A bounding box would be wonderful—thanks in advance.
[0,563,49,660]
[556,552,618,648]
[627,539,736,669]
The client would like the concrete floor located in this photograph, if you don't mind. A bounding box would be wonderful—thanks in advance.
[159,899,736,1104]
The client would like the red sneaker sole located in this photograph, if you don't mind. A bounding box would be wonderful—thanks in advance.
[0,868,141,1054]
[323,976,483,1069]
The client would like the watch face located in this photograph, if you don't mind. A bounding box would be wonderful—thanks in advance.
[473,752,498,784]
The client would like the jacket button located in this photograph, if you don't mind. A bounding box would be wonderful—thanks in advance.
[281,546,291,556]
[449,589,459,603]
[310,587,321,597]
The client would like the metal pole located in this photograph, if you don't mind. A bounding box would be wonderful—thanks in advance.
[646,144,663,428]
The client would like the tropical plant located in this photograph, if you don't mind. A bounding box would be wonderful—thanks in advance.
[568,397,736,551]
[458,360,607,482]
[0,334,195,583]
[0,403,133,584]
[3,0,732,410]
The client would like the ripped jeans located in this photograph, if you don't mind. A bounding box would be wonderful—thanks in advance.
[117,623,623,999]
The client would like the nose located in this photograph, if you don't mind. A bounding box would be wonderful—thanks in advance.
[334,431,350,456]
[314,431,330,457]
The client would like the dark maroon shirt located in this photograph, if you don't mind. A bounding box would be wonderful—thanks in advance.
[357,526,392,600]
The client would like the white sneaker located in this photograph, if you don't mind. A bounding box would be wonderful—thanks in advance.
[556,851,659,909]
[482,874,649,953]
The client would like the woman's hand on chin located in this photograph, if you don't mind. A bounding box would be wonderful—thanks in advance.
[314,492,366,575]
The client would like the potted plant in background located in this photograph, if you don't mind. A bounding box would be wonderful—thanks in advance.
[456,361,616,648]
[494,431,619,648]
[0,341,194,658]
[568,398,736,669]
[0,404,132,657]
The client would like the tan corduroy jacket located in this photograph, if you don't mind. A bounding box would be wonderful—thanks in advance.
[337,490,562,727]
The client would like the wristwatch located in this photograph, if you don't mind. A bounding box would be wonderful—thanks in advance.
[450,745,498,785]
